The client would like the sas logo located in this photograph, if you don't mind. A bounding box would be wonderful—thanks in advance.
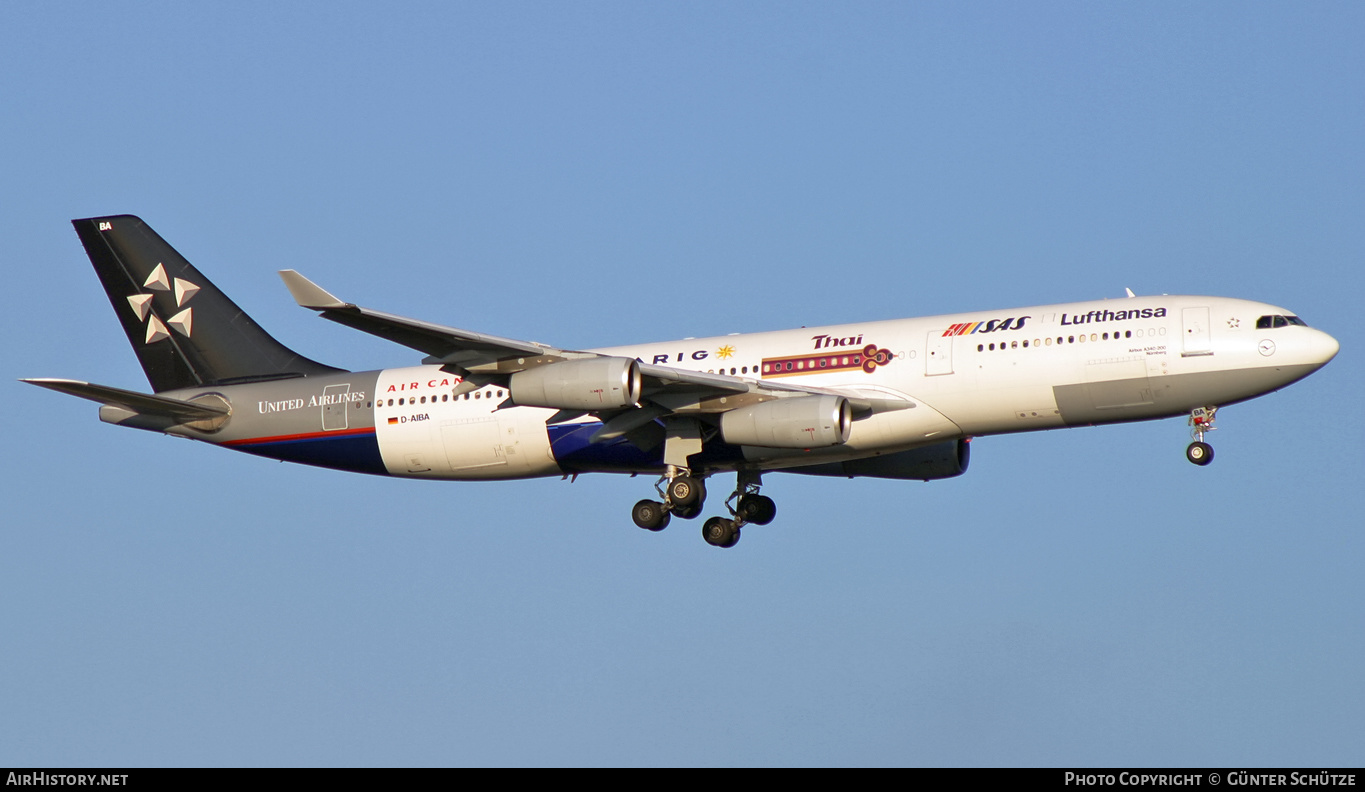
[941,316,1031,337]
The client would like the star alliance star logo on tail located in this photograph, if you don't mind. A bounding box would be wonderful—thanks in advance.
[126,263,198,344]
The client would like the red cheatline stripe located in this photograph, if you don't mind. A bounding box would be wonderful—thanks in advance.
[223,426,376,447]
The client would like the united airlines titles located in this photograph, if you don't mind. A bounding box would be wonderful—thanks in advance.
[258,390,367,413]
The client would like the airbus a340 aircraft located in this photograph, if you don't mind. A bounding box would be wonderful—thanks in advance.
[27,216,1339,548]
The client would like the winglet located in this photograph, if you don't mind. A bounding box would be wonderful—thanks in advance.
[279,270,351,310]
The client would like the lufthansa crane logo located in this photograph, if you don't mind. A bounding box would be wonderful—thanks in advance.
[126,263,198,344]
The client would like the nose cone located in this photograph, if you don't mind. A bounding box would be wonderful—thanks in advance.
[1308,328,1340,367]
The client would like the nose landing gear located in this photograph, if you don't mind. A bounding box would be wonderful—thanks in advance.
[1186,406,1217,466]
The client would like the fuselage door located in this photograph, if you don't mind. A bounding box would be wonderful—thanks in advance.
[322,383,350,430]
[442,419,507,471]
[925,331,954,376]
[1182,307,1212,357]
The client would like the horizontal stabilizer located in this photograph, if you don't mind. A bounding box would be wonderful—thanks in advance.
[21,378,229,422]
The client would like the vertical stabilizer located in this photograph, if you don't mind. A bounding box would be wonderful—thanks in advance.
[73,215,343,392]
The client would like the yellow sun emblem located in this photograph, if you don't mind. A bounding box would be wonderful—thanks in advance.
[716,345,736,360]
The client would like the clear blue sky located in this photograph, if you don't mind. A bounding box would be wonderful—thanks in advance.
[3,2,1361,767]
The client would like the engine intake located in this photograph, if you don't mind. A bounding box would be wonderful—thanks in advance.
[509,357,642,410]
[719,395,852,448]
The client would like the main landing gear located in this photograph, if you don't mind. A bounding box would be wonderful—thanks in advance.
[631,466,705,532]
[1186,406,1217,466]
[630,469,776,549]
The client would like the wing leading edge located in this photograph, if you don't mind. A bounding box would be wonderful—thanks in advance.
[277,270,913,422]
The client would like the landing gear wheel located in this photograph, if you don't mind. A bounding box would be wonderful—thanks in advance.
[673,502,703,520]
[632,499,671,531]
[736,494,777,526]
[1186,441,1214,466]
[702,516,740,548]
[667,476,704,508]
[1186,407,1218,466]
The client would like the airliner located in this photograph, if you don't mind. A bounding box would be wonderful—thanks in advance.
[25,216,1340,548]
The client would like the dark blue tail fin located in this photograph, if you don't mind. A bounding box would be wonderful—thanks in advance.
[73,215,343,392]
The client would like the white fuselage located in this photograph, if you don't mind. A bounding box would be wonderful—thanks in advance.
[364,294,1338,480]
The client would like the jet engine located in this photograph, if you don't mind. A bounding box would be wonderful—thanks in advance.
[785,438,971,480]
[509,357,642,410]
[719,395,852,448]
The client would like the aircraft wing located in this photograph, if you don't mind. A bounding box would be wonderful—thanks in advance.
[280,270,557,368]
[279,270,911,419]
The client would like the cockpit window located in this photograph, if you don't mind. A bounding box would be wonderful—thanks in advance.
[1257,315,1309,329]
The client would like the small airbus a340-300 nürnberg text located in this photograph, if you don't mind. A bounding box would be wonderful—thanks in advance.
[27,216,1340,548]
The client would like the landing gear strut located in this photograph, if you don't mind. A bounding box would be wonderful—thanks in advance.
[1186,406,1217,466]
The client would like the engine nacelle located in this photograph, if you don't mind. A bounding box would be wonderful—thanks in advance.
[785,438,971,480]
[719,395,852,448]
[509,357,642,410]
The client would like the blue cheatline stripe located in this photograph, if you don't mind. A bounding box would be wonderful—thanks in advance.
[224,428,389,475]
[547,422,662,472]
[546,421,746,473]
